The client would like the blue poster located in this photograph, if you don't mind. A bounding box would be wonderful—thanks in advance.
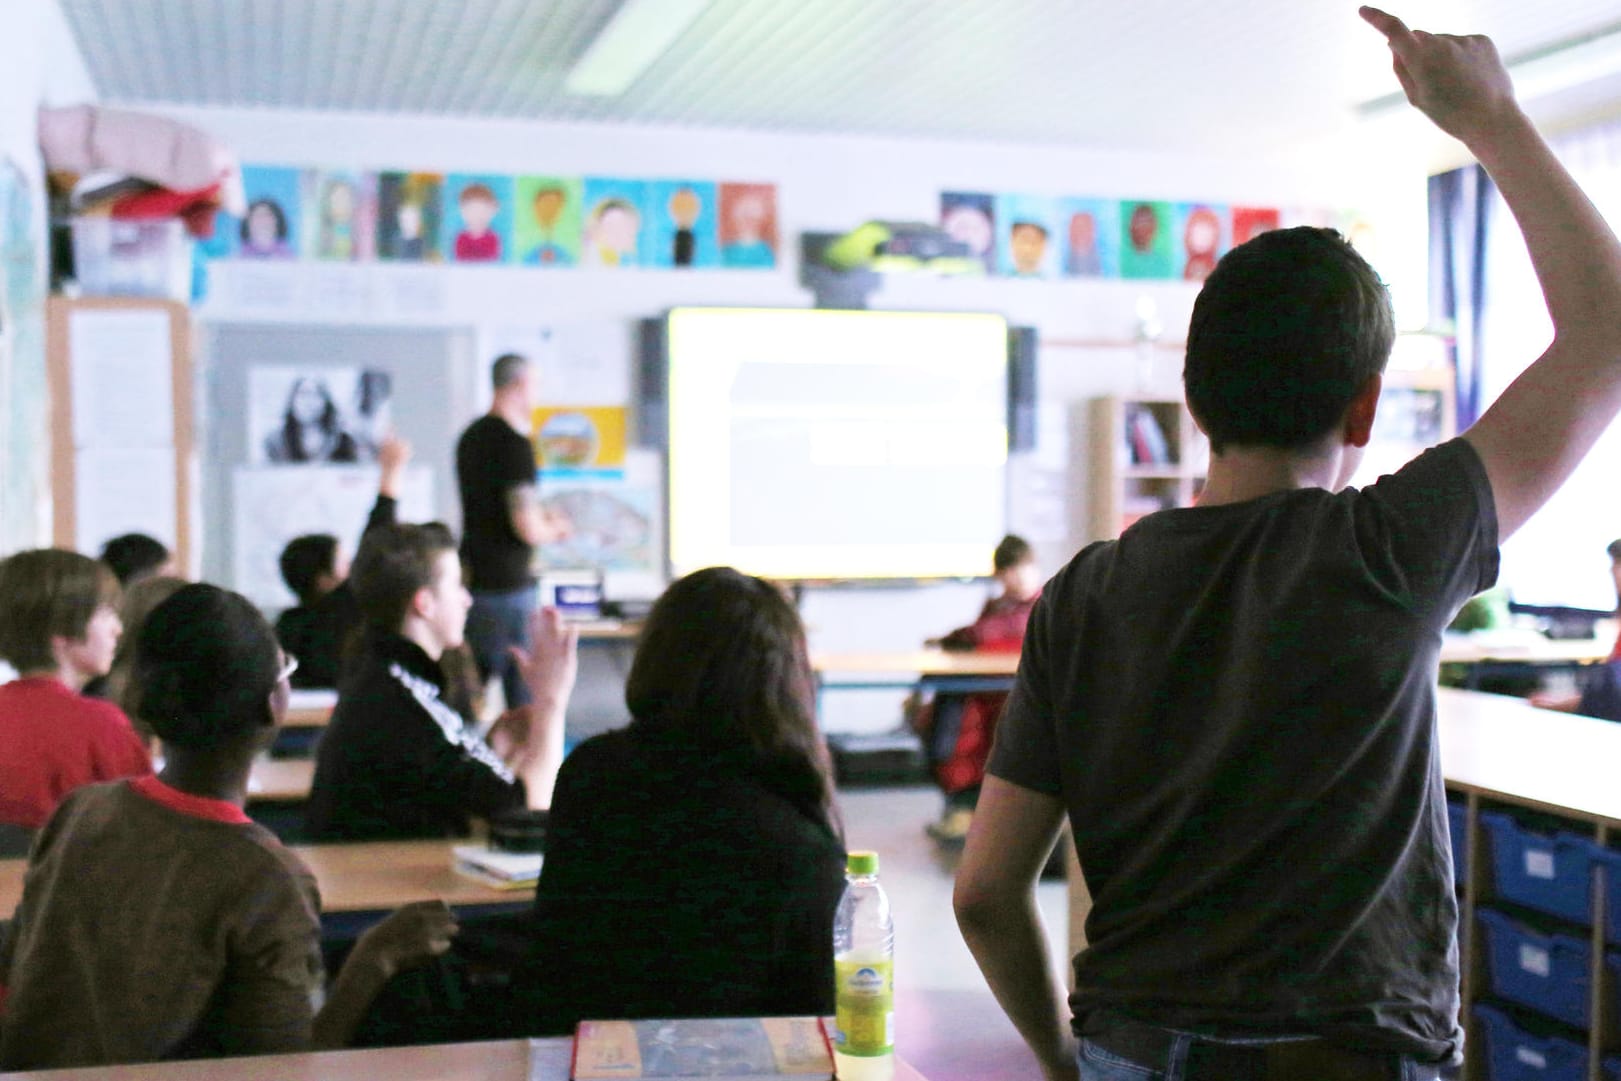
[238,165,303,259]
[1058,198,1120,278]
[580,179,650,268]
[647,180,718,269]
[993,194,1060,278]
[445,173,514,264]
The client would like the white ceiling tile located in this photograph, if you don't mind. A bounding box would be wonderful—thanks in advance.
[55,0,1621,153]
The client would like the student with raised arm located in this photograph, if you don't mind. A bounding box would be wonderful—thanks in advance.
[305,523,577,842]
[954,10,1621,1080]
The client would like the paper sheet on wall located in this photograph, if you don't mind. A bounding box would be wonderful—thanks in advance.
[75,447,178,553]
[232,464,434,609]
[480,322,631,406]
[69,308,173,448]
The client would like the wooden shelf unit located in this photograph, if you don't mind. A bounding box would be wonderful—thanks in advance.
[1087,396,1207,540]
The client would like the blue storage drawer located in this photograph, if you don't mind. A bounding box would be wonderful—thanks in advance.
[1480,811,1595,924]
[1603,1052,1621,1081]
[1592,846,1621,942]
[1474,1002,1587,1081]
[1449,798,1469,884]
[1477,908,1591,1029]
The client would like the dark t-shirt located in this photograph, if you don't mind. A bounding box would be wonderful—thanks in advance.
[989,438,1498,1063]
[456,414,537,591]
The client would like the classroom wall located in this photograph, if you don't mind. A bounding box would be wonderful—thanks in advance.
[0,1,96,554]
[153,103,1428,729]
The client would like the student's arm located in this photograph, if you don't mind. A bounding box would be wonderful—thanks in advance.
[311,900,458,1049]
[954,776,1077,1081]
[360,435,411,541]
[1363,8,1621,540]
[506,482,571,546]
[488,607,580,808]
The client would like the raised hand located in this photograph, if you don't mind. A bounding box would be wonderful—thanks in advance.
[1359,6,1520,145]
[510,606,580,709]
[377,434,413,498]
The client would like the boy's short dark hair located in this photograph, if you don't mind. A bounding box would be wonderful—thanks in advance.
[0,549,119,672]
[279,534,339,605]
[994,534,1034,573]
[350,524,456,633]
[491,353,528,390]
[100,533,170,586]
[135,584,279,750]
[1607,538,1621,563]
[1183,227,1395,454]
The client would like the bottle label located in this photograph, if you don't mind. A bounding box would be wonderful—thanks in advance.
[834,958,894,1057]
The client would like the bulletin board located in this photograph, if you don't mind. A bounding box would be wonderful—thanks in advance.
[46,296,193,570]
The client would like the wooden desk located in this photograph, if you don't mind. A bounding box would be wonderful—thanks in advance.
[1438,631,1610,667]
[0,1038,931,1080]
[0,838,530,918]
[245,756,314,803]
[812,650,1020,678]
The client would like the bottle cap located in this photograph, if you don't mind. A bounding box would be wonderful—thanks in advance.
[847,850,879,875]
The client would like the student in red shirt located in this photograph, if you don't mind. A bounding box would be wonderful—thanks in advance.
[0,549,150,831]
[910,534,1043,844]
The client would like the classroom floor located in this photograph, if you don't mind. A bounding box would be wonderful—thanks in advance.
[836,783,1070,1081]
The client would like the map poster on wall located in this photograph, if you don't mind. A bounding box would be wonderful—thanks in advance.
[232,465,434,609]
[537,449,662,582]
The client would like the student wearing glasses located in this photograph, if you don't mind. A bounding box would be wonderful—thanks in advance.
[0,584,456,1069]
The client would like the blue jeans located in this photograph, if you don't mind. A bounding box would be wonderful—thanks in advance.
[465,586,538,708]
[1077,1031,1443,1081]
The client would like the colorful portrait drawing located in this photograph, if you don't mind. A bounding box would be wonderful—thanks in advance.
[305,170,376,261]
[994,194,1059,278]
[376,172,444,262]
[1118,200,1176,280]
[649,180,718,269]
[581,179,649,268]
[718,183,778,270]
[1174,203,1229,282]
[238,166,303,260]
[940,192,996,275]
[446,173,514,264]
[1058,198,1120,278]
[515,176,583,267]
[1231,207,1281,247]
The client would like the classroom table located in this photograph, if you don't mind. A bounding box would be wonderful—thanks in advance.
[1438,629,1611,690]
[0,838,530,918]
[245,755,315,802]
[811,650,1020,703]
[0,1038,933,1080]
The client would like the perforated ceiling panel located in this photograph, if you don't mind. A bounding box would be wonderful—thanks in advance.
[57,0,1621,153]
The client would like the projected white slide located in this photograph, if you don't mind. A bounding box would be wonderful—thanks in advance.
[667,308,1009,580]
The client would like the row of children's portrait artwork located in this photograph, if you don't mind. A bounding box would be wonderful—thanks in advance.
[203,166,781,271]
[940,192,1370,282]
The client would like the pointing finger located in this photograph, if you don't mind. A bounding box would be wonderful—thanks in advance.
[1359,5,1415,47]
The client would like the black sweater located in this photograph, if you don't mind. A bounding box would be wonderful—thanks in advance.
[273,495,396,690]
[304,634,524,841]
[517,724,847,1035]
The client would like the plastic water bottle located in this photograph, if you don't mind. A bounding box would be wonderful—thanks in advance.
[833,850,895,1080]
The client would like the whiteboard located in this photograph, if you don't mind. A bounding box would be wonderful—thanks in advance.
[665,308,1008,581]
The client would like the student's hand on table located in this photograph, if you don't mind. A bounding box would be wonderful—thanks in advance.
[1359,6,1519,145]
[512,606,580,711]
[352,899,459,980]
[377,434,413,497]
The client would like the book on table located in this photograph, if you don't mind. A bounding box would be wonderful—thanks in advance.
[451,844,543,889]
[570,1016,834,1079]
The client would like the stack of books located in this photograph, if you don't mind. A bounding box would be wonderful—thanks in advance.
[452,844,544,890]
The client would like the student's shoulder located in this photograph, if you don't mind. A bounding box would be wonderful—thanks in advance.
[74,693,143,738]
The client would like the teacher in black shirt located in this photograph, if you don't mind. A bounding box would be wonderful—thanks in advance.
[455,354,570,707]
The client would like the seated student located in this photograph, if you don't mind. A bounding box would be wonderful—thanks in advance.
[103,575,188,748]
[909,534,1043,844]
[275,436,411,689]
[0,549,150,831]
[1530,537,1621,717]
[517,567,847,1035]
[0,584,457,1069]
[304,523,577,841]
[99,532,174,588]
